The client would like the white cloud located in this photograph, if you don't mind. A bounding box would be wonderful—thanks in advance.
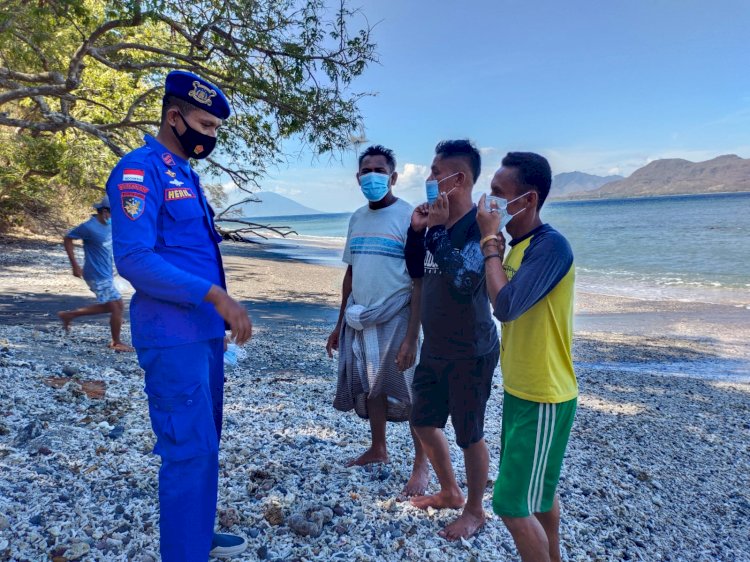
[395,162,430,203]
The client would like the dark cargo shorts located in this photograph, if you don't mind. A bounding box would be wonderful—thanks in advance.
[410,346,499,448]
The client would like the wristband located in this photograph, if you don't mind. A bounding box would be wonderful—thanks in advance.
[480,234,498,248]
[483,253,501,262]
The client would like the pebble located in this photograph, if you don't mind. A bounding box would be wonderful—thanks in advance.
[263,504,284,526]
[218,507,240,528]
[108,425,125,439]
[13,420,44,446]
[0,242,749,561]
[63,542,90,560]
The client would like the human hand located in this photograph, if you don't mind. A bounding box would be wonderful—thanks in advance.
[411,204,430,232]
[427,192,450,228]
[476,194,501,238]
[326,325,341,358]
[490,231,507,257]
[395,337,418,371]
[205,286,253,345]
[72,264,83,278]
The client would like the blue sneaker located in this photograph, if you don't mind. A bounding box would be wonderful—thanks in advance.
[209,533,247,558]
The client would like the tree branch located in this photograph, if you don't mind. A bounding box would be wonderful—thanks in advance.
[66,3,145,87]
[214,196,261,220]
[215,219,298,241]
[0,67,64,84]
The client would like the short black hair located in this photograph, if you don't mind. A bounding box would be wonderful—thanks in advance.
[161,95,199,123]
[435,139,481,184]
[358,145,396,173]
[501,152,552,209]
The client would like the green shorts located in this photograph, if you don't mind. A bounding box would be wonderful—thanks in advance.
[493,391,577,518]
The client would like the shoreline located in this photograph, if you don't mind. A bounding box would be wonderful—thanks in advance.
[2,235,749,380]
[1,235,749,560]
[549,189,750,204]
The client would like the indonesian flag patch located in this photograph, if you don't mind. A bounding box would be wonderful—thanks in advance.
[122,169,145,182]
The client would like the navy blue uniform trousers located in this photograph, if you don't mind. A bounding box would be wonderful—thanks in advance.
[137,338,224,561]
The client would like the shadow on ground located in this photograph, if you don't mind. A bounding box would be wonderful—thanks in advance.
[0,292,337,330]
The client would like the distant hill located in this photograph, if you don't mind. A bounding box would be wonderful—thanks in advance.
[571,155,750,199]
[551,171,623,198]
[230,192,323,217]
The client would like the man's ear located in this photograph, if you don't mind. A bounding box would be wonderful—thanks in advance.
[355,172,361,184]
[166,107,180,127]
[390,171,398,186]
[528,190,539,209]
[458,171,469,189]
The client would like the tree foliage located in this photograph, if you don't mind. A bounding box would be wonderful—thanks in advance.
[0,0,375,230]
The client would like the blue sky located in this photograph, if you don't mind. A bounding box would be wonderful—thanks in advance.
[229,0,750,212]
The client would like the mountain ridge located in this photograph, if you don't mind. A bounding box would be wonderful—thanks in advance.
[228,191,324,217]
[564,154,750,199]
[551,171,624,197]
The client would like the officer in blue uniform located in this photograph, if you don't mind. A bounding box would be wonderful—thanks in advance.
[106,71,252,561]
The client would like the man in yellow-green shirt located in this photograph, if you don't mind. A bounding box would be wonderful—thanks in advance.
[477,152,577,562]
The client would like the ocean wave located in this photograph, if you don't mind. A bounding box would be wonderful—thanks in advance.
[576,274,750,307]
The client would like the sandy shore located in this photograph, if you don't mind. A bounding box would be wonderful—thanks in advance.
[0,235,749,561]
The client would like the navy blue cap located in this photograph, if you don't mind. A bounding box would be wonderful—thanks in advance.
[164,70,231,119]
[93,195,110,210]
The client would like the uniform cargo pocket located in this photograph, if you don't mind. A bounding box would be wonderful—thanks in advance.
[162,199,206,247]
[147,383,218,462]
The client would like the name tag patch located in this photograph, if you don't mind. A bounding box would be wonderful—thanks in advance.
[165,187,196,201]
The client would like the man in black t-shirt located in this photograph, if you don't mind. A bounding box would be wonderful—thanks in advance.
[405,140,499,541]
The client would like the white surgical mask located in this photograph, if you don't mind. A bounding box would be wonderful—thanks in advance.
[485,192,530,231]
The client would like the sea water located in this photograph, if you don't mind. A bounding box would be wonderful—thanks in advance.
[243,192,750,306]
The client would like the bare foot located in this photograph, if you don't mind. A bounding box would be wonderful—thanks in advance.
[410,489,465,511]
[398,463,430,500]
[345,447,389,467]
[108,342,135,353]
[57,311,73,333]
[438,509,486,541]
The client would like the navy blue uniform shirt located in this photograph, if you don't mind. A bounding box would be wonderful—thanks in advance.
[106,135,226,348]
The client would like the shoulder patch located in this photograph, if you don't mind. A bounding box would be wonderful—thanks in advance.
[123,169,145,183]
[117,182,150,194]
[121,192,146,220]
[161,152,175,166]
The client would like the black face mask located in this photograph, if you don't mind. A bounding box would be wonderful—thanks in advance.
[171,112,216,159]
